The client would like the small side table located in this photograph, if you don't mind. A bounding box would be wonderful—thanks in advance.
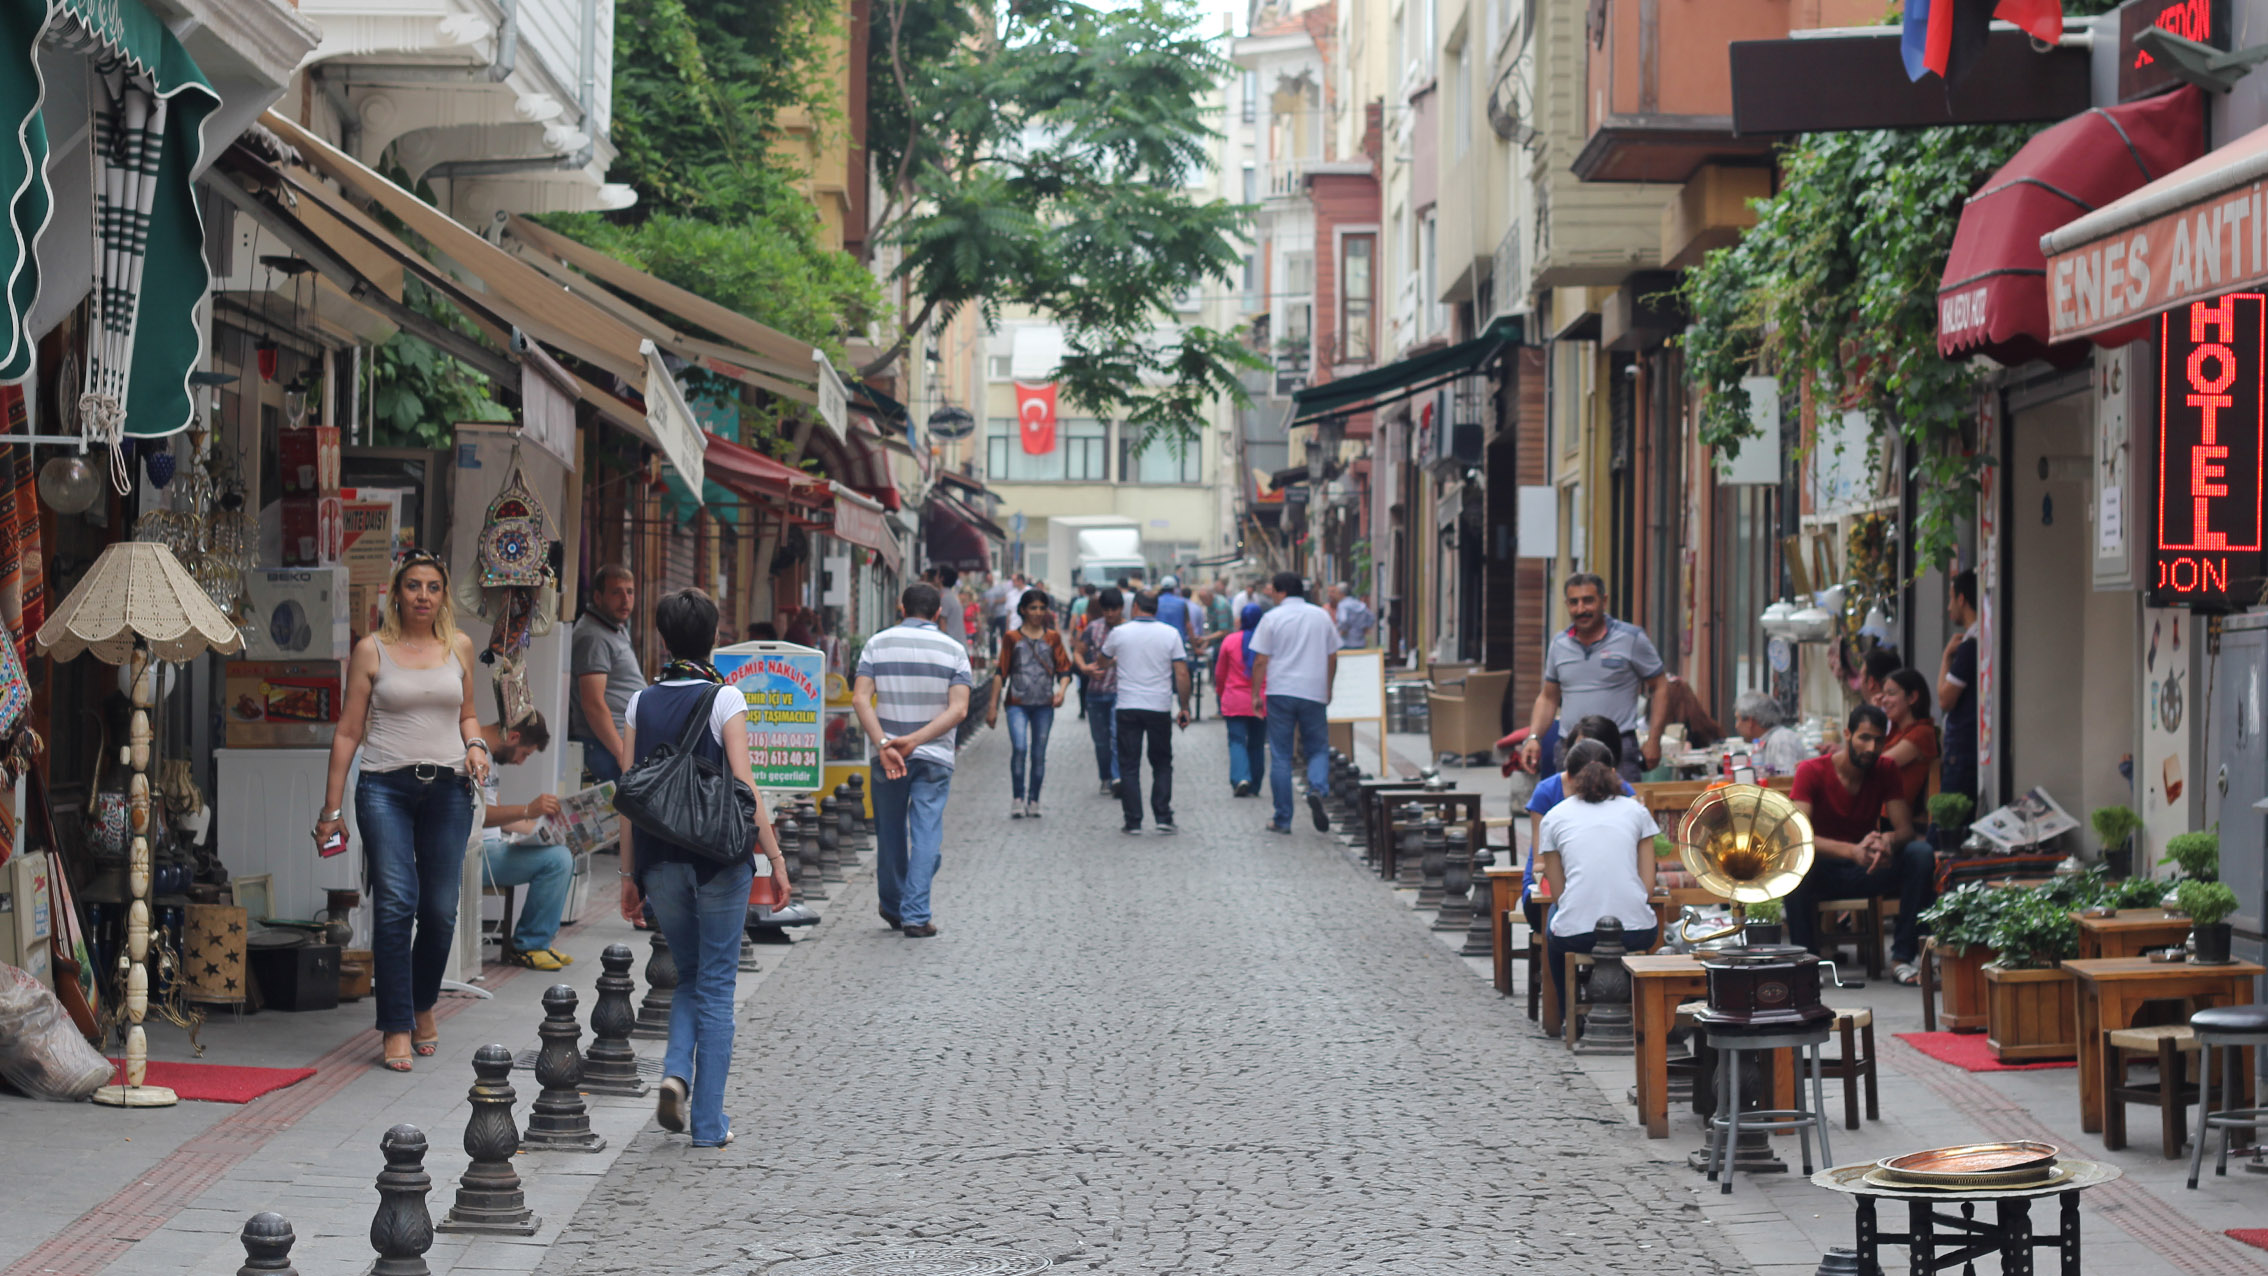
[1810,1159,2122,1276]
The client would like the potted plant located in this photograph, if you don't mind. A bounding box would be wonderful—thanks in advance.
[2090,805,2143,878]
[1980,890,2080,1061]
[2103,874,2168,912]
[1918,882,2007,1032]
[2176,880,2240,964]
[2161,830,2220,882]
[1743,898,1785,947]
[1928,792,1975,853]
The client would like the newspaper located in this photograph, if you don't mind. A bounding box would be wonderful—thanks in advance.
[1969,786,2079,852]
[559,781,621,854]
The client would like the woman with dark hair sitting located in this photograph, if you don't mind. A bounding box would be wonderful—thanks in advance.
[1538,737,1663,1014]
[1874,667,1940,808]
[616,588,790,1147]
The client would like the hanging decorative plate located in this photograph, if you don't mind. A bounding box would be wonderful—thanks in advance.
[476,463,553,590]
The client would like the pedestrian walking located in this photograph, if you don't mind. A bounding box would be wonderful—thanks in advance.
[616,588,791,1147]
[1250,572,1340,834]
[988,588,1073,819]
[1327,581,1375,648]
[1537,738,1663,1011]
[1213,603,1267,797]
[569,563,644,783]
[1103,589,1191,833]
[1075,587,1126,797]
[1520,572,1671,783]
[852,584,975,937]
[316,550,488,1073]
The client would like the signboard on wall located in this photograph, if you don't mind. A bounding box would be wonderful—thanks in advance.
[2152,293,2267,607]
[2094,345,2144,591]
[2118,0,2229,101]
[714,642,828,792]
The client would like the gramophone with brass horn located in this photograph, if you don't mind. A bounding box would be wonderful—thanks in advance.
[1675,783,1833,1029]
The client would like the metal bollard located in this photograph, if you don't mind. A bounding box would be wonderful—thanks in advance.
[816,796,846,883]
[846,773,871,846]
[833,782,860,853]
[1391,802,1427,886]
[1416,818,1448,909]
[581,944,647,1097]
[235,1212,297,1275]
[520,985,606,1152]
[1814,1249,1863,1276]
[1576,919,1636,1054]
[1460,836,1497,957]
[775,813,806,902]
[632,930,677,1040]
[794,802,829,901]
[369,1124,434,1276]
[436,1045,540,1234]
[1434,827,1474,932]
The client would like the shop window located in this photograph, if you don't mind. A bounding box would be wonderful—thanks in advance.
[1341,233,1375,364]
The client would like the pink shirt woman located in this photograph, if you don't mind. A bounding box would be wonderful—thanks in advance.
[1212,603,1268,795]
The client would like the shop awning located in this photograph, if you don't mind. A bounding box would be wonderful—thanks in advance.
[1938,87,2203,363]
[1289,317,1517,426]
[924,491,1005,571]
[829,482,902,575]
[704,430,828,507]
[4,0,219,436]
[2040,111,2268,345]
[642,341,706,492]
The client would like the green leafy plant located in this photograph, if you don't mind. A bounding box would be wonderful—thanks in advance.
[2035,868,2109,910]
[1653,833,1677,860]
[2090,805,2142,853]
[2104,875,2170,911]
[369,278,511,449]
[1744,898,1784,925]
[1985,890,2080,970]
[1928,791,1975,832]
[2161,831,2220,881]
[1918,881,2007,956]
[2175,880,2239,928]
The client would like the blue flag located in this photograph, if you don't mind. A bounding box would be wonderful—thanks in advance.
[1901,0,1934,80]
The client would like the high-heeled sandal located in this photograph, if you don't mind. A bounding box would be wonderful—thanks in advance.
[412,1013,438,1056]
[380,1033,414,1073]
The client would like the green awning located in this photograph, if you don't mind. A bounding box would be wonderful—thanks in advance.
[2,0,218,436]
[1288,316,1521,426]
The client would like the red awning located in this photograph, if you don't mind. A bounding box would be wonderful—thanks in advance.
[1937,86,2203,364]
[704,431,828,507]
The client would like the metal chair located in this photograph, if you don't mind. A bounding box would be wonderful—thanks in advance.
[2187,1005,2268,1188]
[1702,1020,1835,1195]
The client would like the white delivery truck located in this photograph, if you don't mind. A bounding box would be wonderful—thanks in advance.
[1044,515,1146,598]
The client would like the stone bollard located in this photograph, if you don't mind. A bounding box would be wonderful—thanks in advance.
[816,796,846,883]
[795,803,828,900]
[1574,919,1636,1055]
[846,773,871,845]
[1460,836,1498,957]
[520,985,606,1153]
[775,813,805,901]
[581,944,647,1097]
[236,1212,297,1275]
[1814,1249,1863,1276]
[1392,803,1427,887]
[1416,818,1448,909]
[739,932,761,972]
[369,1124,434,1276]
[833,782,861,853]
[1433,827,1474,932]
[632,930,677,1040]
[436,1045,540,1234]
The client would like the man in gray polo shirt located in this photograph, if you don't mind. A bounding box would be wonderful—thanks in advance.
[570,563,645,783]
[1519,572,1670,783]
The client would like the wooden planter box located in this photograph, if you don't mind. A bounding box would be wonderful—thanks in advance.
[1982,963,2078,1062]
[1937,943,1996,1033]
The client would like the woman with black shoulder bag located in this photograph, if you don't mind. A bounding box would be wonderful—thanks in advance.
[614,589,789,1147]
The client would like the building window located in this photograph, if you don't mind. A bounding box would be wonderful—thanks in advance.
[1120,428,1203,484]
[1420,214,1440,338]
[1451,46,1471,157]
[986,417,1109,481]
[1340,233,1374,364]
[987,353,1013,381]
[1242,162,1257,204]
[1242,70,1258,123]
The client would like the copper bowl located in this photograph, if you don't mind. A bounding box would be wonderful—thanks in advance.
[1874,1141,2060,1187]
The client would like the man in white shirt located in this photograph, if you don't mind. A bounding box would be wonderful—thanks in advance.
[1328,581,1376,648]
[1101,590,1191,834]
[1250,572,1341,834]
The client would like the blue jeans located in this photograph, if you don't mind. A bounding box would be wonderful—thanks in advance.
[1265,695,1329,830]
[481,839,573,953]
[357,766,476,1034]
[1785,839,1940,965]
[1224,715,1266,789]
[1085,694,1118,782]
[639,858,753,1146]
[575,736,623,785]
[872,758,951,925]
[1005,704,1056,801]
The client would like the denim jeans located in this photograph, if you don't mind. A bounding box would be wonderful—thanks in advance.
[1224,715,1266,790]
[1265,695,1329,830]
[480,839,574,952]
[1785,839,1939,965]
[639,858,753,1145]
[357,766,476,1034]
[1115,708,1175,829]
[574,736,623,785]
[1005,703,1055,801]
[1547,923,1663,1009]
[1084,695,1118,782]
[872,758,952,925]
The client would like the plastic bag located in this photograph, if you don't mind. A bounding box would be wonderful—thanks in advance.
[0,961,112,1100]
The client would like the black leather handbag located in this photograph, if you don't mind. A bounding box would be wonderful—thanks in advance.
[612,688,758,863]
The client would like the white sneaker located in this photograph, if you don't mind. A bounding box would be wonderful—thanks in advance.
[1010,800,1026,819]
[1026,800,1042,819]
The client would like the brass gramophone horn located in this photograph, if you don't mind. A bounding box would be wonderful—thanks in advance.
[1674,783,1815,943]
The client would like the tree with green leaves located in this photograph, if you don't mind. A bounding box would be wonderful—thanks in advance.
[864,0,1258,447]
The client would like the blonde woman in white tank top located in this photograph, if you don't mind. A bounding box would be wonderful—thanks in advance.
[316,551,490,1072]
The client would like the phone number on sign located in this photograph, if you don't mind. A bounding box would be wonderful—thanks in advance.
[756,750,818,768]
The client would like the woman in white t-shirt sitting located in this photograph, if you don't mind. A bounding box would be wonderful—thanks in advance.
[1538,737,1663,1011]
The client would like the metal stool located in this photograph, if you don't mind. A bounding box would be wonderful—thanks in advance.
[1703,1021,1834,1194]
[2187,1005,2268,1188]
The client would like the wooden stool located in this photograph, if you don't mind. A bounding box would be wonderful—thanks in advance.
[1815,897,1895,980]
[1821,1006,1879,1131]
[2103,1024,2200,1158]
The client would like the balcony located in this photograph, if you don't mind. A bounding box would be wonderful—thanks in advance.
[299,0,631,218]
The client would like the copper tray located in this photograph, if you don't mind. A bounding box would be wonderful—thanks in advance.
[1874,1141,2060,1186]
[1862,1163,2077,1194]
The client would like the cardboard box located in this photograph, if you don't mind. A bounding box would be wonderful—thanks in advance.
[280,497,320,567]
[277,426,340,496]
[224,661,344,748]
[339,500,394,639]
[241,567,350,660]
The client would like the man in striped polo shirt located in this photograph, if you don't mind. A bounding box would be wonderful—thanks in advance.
[852,583,974,938]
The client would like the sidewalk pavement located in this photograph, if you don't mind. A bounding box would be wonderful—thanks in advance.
[0,838,854,1276]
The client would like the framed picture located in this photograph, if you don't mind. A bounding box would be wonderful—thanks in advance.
[230,874,274,923]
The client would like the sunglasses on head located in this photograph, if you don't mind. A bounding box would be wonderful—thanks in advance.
[392,549,445,581]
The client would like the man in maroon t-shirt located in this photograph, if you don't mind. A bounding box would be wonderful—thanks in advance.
[1785,704,1934,978]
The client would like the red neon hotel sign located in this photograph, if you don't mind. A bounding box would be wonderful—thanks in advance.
[2156,293,2267,605]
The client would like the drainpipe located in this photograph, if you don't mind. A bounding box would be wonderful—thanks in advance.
[422,0,601,182]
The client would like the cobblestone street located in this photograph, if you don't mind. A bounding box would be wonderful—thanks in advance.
[537,721,1748,1275]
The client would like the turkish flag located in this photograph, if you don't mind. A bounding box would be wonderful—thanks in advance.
[1014,382,1057,455]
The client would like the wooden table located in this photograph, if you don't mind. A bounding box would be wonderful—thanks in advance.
[2074,909,2194,960]
[1484,867,1521,995]
[2065,956,2262,1134]
[1629,955,1711,1138]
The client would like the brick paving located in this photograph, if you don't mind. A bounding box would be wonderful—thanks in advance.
[536,720,1751,1275]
